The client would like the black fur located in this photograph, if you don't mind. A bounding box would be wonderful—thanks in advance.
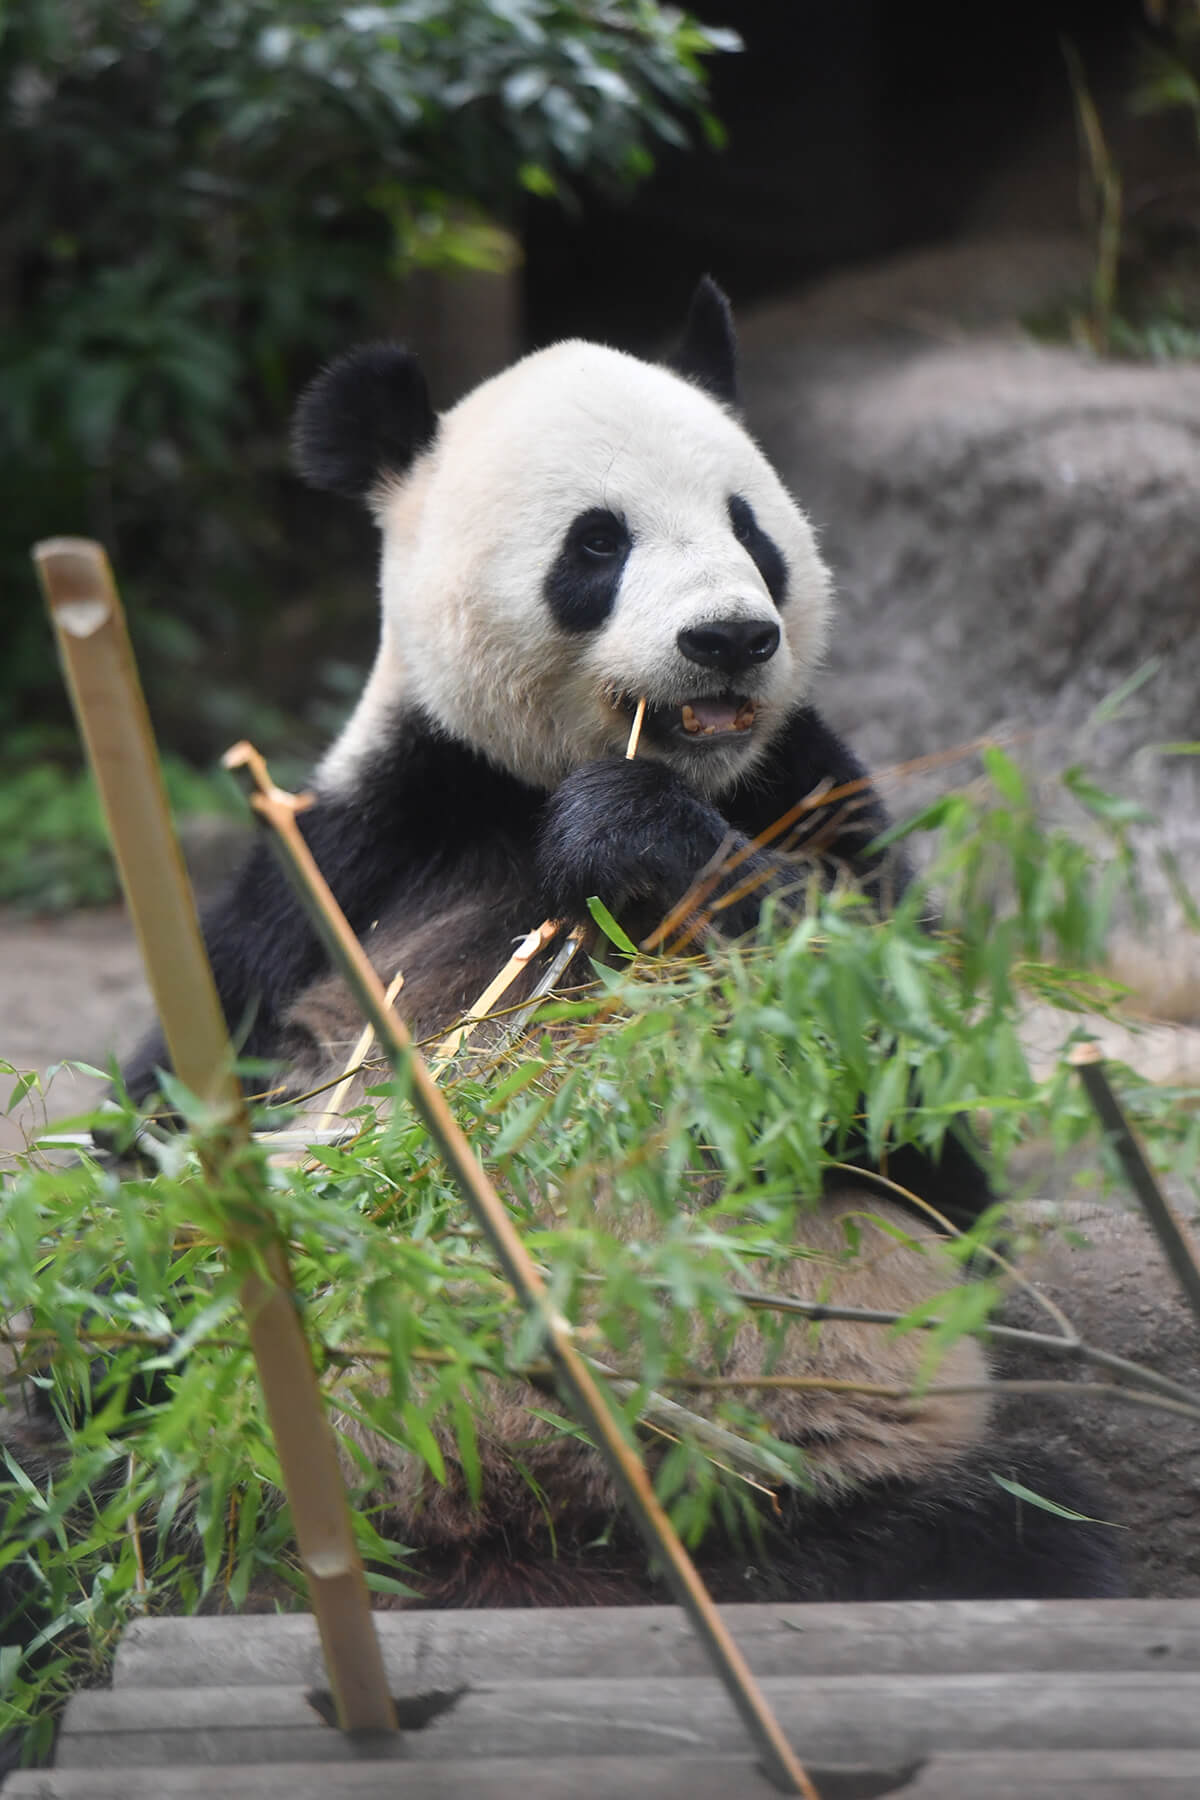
[728,494,788,608]
[727,1449,1126,1604]
[122,706,901,1105]
[543,507,633,633]
[121,714,542,1103]
[401,1447,1124,1608]
[667,274,739,406]
[291,344,437,501]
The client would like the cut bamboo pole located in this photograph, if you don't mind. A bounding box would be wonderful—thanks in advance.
[223,738,816,1800]
[33,539,397,1739]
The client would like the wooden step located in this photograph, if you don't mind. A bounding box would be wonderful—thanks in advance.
[9,1600,1200,1800]
[7,1750,1200,1800]
[49,1669,1200,1768]
[110,1598,1200,1690]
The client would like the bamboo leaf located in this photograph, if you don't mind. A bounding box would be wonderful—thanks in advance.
[991,1472,1123,1526]
[586,895,639,954]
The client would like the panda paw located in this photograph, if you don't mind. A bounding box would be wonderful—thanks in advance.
[536,757,735,921]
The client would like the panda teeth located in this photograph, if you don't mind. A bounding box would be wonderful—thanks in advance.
[678,698,757,737]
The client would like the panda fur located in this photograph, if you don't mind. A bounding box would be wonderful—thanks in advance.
[117,280,1124,1605]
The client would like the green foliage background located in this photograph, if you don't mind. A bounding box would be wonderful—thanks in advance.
[0,0,735,813]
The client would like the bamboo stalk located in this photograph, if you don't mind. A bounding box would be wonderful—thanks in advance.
[223,738,816,1800]
[33,540,244,1118]
[1070,1043,1200,1327]
[34,539,396,1739]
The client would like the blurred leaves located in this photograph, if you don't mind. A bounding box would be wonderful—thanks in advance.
[0,0,736,763]
[0,737,240,911]
[1031,8,1200,359]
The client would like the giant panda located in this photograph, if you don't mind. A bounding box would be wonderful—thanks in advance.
[117,279,1123,1605]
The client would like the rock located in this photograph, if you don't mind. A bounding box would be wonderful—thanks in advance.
[739,235,1200,1020]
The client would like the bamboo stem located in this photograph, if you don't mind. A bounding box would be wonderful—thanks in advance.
[34,540,396,1739]
[223,738,815,1799]
[1070,1043,1200,1328]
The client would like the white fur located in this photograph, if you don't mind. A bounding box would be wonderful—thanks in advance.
[320,341,833,797]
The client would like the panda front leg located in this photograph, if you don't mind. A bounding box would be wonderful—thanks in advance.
[535,756,778,939]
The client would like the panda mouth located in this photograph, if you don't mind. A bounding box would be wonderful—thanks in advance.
[629,693,758,746]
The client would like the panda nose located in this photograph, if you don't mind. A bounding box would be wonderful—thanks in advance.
[677,618,780,675]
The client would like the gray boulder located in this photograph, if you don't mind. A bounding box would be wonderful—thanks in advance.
[740,235,1200,1019]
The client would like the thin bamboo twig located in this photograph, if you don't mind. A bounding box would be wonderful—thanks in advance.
[34,540,396,1738]
[1071,1043,1200,1327]
[222,738,816,1800]
[314,970,405,1138]
[580,1356,802,1489]
[429,918,564,1072]
[644,1372,1200,1422]
[733,1294,1200,1412]
[503,921,593,1041]
[823,1159,1080,1344]
[625,692,648,759]
[427,698,650,1074]
[642,729,1018,956]
[9,1320,1200,1426]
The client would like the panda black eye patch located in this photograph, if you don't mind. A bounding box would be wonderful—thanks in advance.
[544,508,632,632]
[728,494,788,608]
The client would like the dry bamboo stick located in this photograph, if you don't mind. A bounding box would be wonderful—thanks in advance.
[428,696,650,1074]
[429,919,563,1072]
[33,539,396,1739]
[314,969,405,1138]
[223,738,816,1800]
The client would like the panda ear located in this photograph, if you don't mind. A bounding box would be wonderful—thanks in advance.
[291,344,437,502]
[665,276,739,408]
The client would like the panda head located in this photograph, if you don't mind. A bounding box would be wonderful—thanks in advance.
[294,279,833,799]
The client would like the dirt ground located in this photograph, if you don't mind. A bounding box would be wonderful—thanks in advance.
[0,905,150,1157]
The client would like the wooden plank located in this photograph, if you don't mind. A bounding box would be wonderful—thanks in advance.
[111,1599,1200,1692]
[8,1751,1200,1800]
[51,1670,1200,1770]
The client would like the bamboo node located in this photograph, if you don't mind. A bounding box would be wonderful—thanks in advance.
[224,739,316,814]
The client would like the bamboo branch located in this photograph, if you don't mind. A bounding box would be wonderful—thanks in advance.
[733,1293,1200,1413]
[222,738,815,1800]
[1070,1043,1200,1327]
[34,540,396,1739]
[10,1317,1200,1425]
[823,1159,1080,1343]
[646,1372,1200,1424]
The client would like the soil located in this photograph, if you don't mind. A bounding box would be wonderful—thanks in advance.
[0,905,149,1157]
